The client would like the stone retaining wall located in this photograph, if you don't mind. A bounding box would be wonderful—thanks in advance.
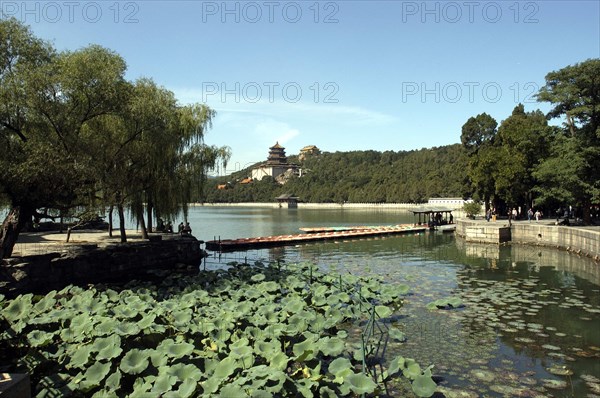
[511,223,600,259]
[456,219,600,261]
[455,220,511,244]
[0,236,203,297]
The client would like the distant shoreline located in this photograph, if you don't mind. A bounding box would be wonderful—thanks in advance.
[191,202,467,212]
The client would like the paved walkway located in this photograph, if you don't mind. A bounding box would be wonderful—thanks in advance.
[12,229,146,257]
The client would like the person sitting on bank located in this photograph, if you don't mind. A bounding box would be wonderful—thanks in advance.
[182,222,192,235]
[157,218,165,232]
[178,222,184,235]
[166,222,173,233]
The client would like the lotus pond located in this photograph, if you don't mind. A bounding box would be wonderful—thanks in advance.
[1,259,440,397]
[2,207,600,397]
[197,207,600,397]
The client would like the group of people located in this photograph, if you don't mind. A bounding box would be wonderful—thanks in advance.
[157,218,192,235]
[485,207,543,223]
[178,222,193,235]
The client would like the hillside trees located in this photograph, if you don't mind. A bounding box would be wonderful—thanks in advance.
[203,145,469,203]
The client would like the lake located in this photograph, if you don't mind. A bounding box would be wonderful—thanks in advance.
[189,206,600,397]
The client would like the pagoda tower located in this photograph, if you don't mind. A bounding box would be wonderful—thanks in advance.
[266,142,288,165]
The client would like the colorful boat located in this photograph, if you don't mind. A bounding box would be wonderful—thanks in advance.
[205,225,427,252]
[298,224,412,233]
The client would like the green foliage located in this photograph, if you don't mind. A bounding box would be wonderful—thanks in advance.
[535,59,600,220]
[463,202,482,218]
[0,18,230,250]
[205,145,469,203]
[0,262,436,397]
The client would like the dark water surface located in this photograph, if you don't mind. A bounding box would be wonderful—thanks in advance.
[193,206,600,397]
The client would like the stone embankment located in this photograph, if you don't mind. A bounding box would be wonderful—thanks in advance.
[0,235,204,297]
[456,218,600,261]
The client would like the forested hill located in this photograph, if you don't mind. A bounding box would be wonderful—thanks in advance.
[203,144,470,203]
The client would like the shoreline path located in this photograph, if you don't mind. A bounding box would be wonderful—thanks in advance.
[12,229,145,257]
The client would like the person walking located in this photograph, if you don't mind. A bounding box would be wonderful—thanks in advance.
[527,208,533,222]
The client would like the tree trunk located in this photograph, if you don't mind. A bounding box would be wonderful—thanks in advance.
[146,200,153,233]
[117,204,127,243]
[108,206,113,238]
[583,200,591,225]
[146,200,154,232]
[137,206,149,240]
[0,206,32,260]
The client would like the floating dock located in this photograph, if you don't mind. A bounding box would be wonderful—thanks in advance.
[205,225,427,252]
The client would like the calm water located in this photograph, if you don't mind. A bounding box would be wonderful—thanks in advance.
[190,206,600,397]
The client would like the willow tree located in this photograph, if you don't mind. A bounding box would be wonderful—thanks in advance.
[147,103,230,230]
[86,80,230,242]
[0,19,127,258]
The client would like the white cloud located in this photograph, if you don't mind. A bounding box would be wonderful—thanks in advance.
[254,120,300,145]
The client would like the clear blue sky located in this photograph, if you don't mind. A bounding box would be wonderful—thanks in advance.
[5,0,599,174]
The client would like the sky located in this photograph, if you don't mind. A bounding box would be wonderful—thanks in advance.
[3,0,599,174]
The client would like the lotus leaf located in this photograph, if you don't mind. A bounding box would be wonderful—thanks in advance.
[68,344,94,369]
[119,349,149,375]
[137,313,156,330]
[318,336,345,356]
[158,339,194,359]
[283,297,305,314]
[27,330,54,347]
[412,372,437,397]
[344,373,377,394]
[150,373,177,395]
[231,345,254,366]
[389,328,407,342]
[269,351,289,371]
[219,383,248,397]
[375,305,393,318]
[2,294,33,322]
[128,379,152,397]
[320,386,338,398]
[164,377,197,398]
[104,370,121,391]
[115,321,141,336]
[91,389,118,398]
[79,361,112,391]
[94,317,119,336]
[251,273,266,282]
[33,295,57,314]
[212,356,238,380]
[293,338,317,361]
[328,357,353,382]
[258,281,280,293]
[403,359,422,380]
[93,335,123,360]
[171,309,192,326]
[211,328,232,345]
[199,375,220,395]
[165,363,202,383]
[287,314,309,333]
[327,291,351,306]
[291,377,314,398]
